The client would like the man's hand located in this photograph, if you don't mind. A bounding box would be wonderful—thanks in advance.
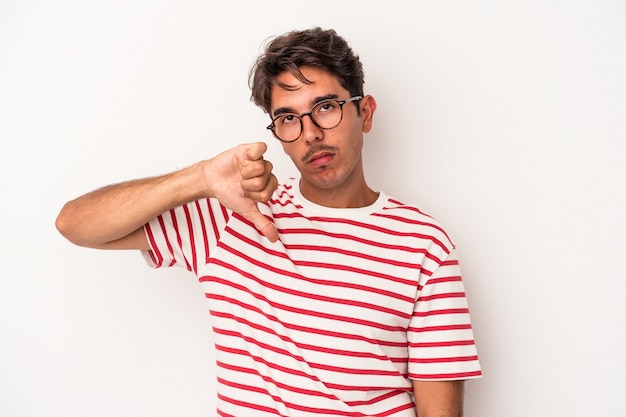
[206,142,279,242]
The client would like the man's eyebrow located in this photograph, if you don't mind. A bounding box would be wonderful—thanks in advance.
[272,94,339,117]
[313,94,339,103]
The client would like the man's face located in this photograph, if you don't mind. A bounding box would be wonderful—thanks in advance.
[269,66,375,199]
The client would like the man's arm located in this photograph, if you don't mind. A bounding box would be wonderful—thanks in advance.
[55,142,278,250]
[412,380,465,417]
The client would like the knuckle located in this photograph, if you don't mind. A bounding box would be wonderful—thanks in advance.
[258,189,273,201]
[243,176,265,191]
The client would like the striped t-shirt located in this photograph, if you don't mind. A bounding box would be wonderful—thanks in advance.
[143,178,481,416]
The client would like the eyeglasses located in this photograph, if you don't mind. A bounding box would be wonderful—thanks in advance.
[267,96,362,143]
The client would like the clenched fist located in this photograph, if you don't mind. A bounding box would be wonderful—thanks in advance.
[205,142,279,242]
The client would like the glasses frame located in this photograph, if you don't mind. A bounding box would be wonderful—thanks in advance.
[266,96,363,143]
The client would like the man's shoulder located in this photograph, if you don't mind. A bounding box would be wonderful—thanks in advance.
[377,196,456,249]
[379,195,441,224]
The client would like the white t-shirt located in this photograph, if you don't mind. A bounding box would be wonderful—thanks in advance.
[143,178,481,416]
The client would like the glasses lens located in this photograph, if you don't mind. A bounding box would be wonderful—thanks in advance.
[273,114,301,142]
[311,100,342,129]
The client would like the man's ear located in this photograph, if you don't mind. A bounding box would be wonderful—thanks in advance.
[360,95,377,133]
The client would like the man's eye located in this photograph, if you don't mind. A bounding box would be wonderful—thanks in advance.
[279,115,298,125]
[318,101,339,113]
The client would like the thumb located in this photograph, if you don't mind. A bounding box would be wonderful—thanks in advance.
[244,204,279,243]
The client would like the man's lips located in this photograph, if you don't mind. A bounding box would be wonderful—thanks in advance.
[307,151,335,167]
[302,145,339,167]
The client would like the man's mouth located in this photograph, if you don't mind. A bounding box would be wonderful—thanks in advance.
[302,146,338,167]
[307,152,334,167]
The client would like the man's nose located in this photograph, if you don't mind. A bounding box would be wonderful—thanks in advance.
[300,113,323,143]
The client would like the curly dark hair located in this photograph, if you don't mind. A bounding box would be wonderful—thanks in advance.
[249,27,364,115]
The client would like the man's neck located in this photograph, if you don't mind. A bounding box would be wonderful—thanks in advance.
[299,179,379,209]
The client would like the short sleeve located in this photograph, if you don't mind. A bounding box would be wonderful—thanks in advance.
[407,248,482,380]
[141,198,230,274]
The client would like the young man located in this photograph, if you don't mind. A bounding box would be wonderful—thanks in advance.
[56,27,481,417]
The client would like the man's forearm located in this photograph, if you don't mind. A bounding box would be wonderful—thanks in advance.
[412,380,464,417]
[56,162,208,248]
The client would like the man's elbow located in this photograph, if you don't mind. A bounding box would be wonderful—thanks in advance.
[55,202,91,247]
[55,203,75,241]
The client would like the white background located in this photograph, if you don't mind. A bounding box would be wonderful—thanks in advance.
[1,1,624,416]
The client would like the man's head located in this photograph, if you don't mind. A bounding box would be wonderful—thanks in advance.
[250,28,376,206]
[249,27,365,115]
